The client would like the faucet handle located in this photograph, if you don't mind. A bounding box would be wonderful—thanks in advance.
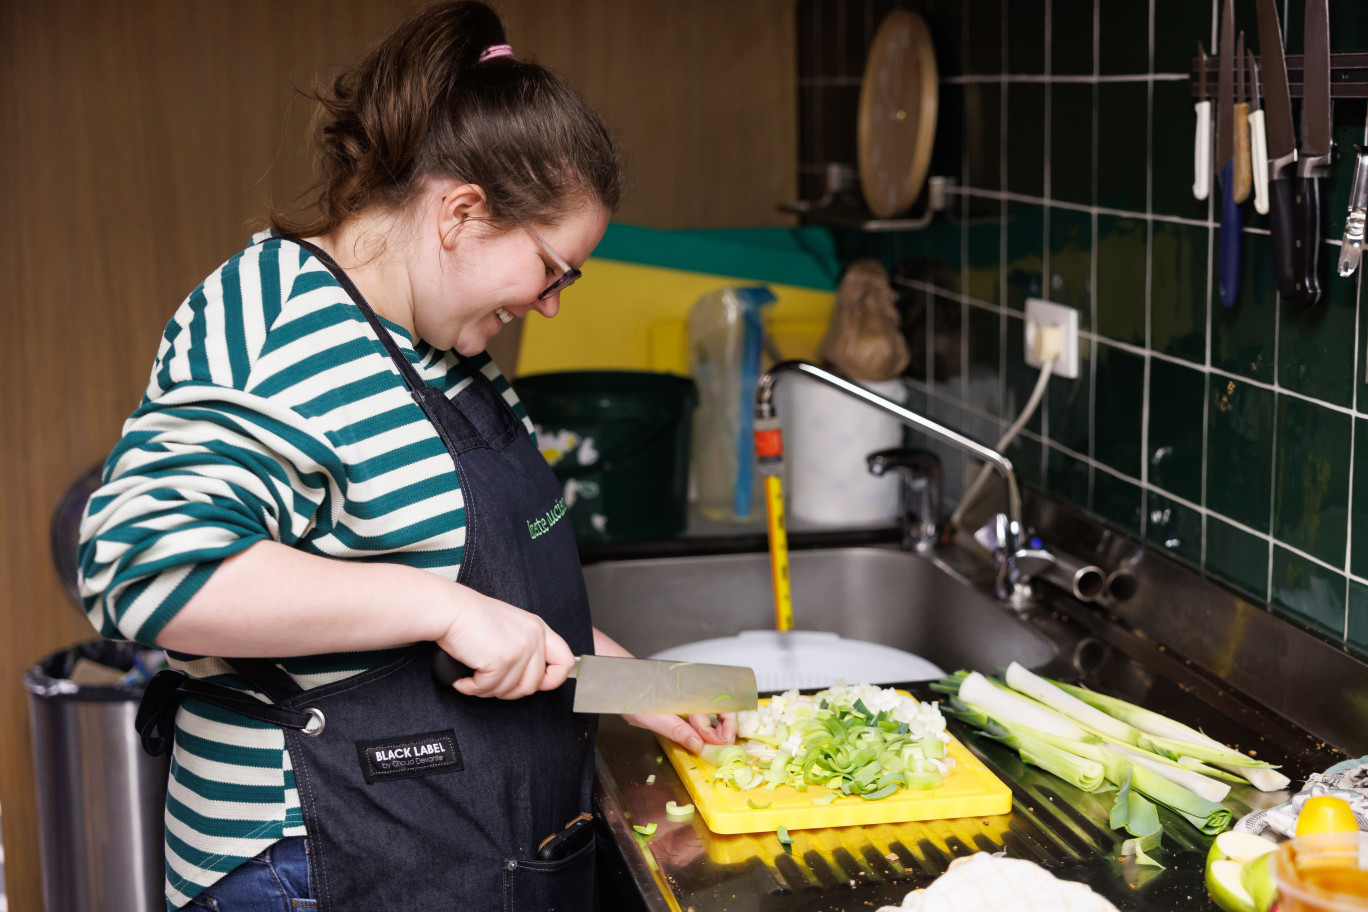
[866,448,940,478]
[866,448,942,551]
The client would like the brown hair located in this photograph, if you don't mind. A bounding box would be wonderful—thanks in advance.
[269,1,623,238]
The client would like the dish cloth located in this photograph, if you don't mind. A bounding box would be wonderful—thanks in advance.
[878,852,1119,912]
[1236,755,1368,838]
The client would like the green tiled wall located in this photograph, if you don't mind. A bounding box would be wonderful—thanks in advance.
[797,0,1368,658]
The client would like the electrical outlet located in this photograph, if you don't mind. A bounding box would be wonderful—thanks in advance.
[1024,298,1080,379]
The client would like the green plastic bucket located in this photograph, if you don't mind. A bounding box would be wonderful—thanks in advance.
[513,371,698,543]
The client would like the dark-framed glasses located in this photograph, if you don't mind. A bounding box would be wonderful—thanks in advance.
[525,226,583,300]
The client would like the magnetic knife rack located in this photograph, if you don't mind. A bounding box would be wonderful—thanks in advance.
[1189,52,1368,98]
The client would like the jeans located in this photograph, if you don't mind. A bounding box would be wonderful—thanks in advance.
[185,837,315,911]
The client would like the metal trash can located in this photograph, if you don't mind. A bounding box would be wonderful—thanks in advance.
[25,639,168,912]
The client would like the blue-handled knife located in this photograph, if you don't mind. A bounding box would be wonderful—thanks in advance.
[1216,0,1241,308]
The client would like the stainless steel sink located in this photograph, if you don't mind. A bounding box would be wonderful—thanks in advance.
[584,544,1058,678]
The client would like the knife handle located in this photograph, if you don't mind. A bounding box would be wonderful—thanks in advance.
[432,650,475,687]
[1249,110,1269,215]
[1193,101,1212,201]
[1268,176,1323,307]
[1218,159,1243,308]
[1268,175,1301,301]
[1233,103,1251,204]
[1290,176,1324,307]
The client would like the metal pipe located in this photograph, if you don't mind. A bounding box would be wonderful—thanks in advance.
[1040,553,1107,602]
[754,361,1024,536]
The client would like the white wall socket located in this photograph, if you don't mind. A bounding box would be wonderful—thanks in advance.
[1024,298,1080,379]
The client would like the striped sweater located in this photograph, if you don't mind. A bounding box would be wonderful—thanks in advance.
[77,231,534,910]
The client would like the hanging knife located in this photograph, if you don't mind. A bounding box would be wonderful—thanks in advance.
[1248,49,1270,215]
[1256,0,1303,303]
[1233,32,1252,205]
[1216,0,1242,308]
[1292,0,1333,306]
[1194,43,1212,201]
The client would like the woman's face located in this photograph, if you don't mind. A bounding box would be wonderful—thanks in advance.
[413,202,610,356]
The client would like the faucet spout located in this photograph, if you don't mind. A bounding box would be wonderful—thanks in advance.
[756,360,1036,601]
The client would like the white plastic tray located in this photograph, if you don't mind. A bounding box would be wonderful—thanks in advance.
[649,630,944,692]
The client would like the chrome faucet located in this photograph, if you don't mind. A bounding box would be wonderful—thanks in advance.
[754,360,1049,606]
[866,448,942,552]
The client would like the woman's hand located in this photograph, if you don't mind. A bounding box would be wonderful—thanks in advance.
[436,589,576,699]
[622,710,737,755]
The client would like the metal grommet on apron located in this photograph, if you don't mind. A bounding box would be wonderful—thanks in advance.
[300,708,326,736]
[218,240,599,912]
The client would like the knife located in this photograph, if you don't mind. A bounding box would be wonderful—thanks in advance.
[431,651,760,715]
[1194,43,1212,202]
[1216,0,1242,308]
[1247,48,1270,215]
[1233,32,1252,205]
[1256,0,1301,302]
[1293,0,1333,307]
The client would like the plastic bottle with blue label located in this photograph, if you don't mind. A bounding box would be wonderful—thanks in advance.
[688,286,777,522]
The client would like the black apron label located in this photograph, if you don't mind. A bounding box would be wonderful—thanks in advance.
[356,729,463,784]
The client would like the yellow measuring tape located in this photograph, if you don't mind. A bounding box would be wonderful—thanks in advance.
[755,416,794,633]
[763,474,794,632]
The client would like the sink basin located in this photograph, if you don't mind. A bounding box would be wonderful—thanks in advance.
[584,545,1058,680]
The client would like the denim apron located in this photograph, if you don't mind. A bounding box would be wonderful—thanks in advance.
[222,239,597,911]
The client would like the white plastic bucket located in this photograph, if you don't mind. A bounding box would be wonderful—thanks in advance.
[779,375,907,527]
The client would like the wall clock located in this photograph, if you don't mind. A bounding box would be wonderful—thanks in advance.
[857,10,939,219]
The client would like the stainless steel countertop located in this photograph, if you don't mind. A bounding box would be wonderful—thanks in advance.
[589,495,1362,912]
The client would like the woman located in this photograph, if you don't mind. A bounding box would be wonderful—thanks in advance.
[78,4,732,909]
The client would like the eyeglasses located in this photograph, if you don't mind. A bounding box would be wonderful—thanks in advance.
[525,226,583,300]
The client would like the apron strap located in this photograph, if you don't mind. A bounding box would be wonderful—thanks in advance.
[286,238,431,393]
[227,657,307,700]
[135,668,319,757]
[285,236,488,453]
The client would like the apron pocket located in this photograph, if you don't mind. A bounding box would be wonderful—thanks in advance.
[502,838,596,912]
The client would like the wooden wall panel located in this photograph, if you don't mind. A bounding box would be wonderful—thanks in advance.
[0,2,793,908]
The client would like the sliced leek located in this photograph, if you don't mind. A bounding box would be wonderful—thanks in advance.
[1004,661,1141,744]
[1047,679,1289,792]
[705,683,954,800]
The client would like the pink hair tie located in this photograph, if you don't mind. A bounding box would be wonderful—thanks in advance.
[479,44,513,62]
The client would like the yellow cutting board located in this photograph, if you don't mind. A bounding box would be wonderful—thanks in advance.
[658,730,1012,835]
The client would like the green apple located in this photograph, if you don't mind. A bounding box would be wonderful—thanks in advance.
[1240,852,1277,912]
[1207,859,1257,912]
[1205,832,1279,912]
[1207,831,1280,867]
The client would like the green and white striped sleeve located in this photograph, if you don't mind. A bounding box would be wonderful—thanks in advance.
[78,239,345,645]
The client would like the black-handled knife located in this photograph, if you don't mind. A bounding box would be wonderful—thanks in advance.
[1256,0,1300,303]
[1294,0,1333,307]
[1256,0,1332,307]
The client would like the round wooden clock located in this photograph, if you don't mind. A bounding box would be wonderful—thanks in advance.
[857,9,939,219]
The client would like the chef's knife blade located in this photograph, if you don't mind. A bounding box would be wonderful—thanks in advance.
[1216,0,1235,167]
[1256,0,1308,304]
[431,651,759,715]
[1255,0,1296,168]
[1290,0,1333,306]
[1299,0,1333,168]
[1216,0,1242,308]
